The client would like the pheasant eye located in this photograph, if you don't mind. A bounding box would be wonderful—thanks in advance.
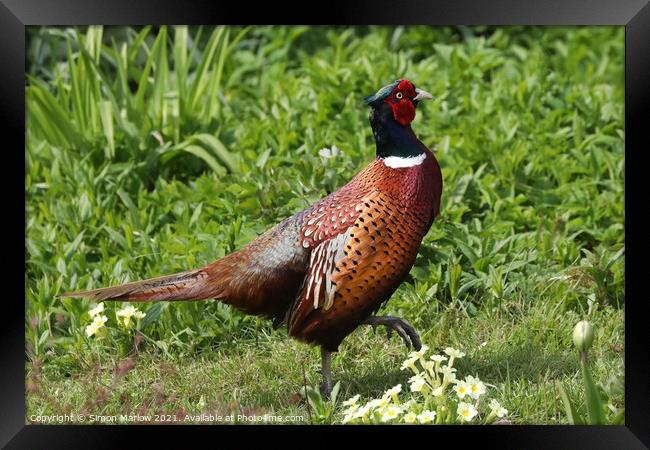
[395,92,403,99]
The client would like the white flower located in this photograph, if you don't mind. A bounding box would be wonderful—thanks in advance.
[342,404,359,416]
[365,399,384,410]
[489,399,508,418]
[85,314,108,337]
[318,145,340,159]
[401,399,416,410]
[400,356,418,371]
[430,354,447,363]
[466,376,486,399]
[444,347,466,359]
[431,386,444,397]
[457,402,478,422]
[440,365,457,381]
[453,380,470,399]
[409,373,424,383]
[377,396,391,408]
[423,361,436,373]
[409,344,429,359]
[403,412,417,423]
[385,384,402,397]
[381,406,402,422]
[366,397,390,412]
[89,302,105,318]
[116,305,145,328]
[85,323,98,337]
[410,378,427,392]
[342,394,360,407]
[417,410,437,423]
[352,405,369,419]
[342,414,353,424]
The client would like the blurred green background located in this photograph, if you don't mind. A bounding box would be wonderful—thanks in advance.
[25,26,624,423]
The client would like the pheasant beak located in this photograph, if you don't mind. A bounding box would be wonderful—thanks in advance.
[413,88,433,101]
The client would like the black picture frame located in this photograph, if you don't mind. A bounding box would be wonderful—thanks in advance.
[5,0,648,447]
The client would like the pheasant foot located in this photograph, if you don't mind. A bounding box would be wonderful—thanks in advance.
[363,315,422,351]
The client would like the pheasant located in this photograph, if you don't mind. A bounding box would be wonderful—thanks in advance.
[60,79,443,396]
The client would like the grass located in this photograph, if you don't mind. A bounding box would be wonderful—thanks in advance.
[25,25,624,424]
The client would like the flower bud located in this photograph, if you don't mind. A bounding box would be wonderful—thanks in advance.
[572,320,594,352]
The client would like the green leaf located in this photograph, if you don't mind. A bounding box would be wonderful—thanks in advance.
[582,359,606,424]
[65,231,85,259]
[173,143,227,176]
[187,27,226,114]
[99,101,115,158]
[103,225,129,251]
[189,202,203,227]
[140,303,167,329]
[330,381,341,404]
[557,382,583,425]
[611,407,625,425]
[192,133,239,173]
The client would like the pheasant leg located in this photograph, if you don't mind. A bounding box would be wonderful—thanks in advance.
[319,347,333,398]
[363,316,422,351]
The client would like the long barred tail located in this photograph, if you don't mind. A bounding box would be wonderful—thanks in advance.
[57,265,226,302]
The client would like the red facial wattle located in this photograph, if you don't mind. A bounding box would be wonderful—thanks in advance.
[391,100,416,126]
[384,79,418,126]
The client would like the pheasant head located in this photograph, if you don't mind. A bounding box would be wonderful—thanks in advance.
[364,78,433,126]
[365,79,433,159]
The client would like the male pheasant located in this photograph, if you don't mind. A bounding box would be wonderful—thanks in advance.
[60,79,443,396]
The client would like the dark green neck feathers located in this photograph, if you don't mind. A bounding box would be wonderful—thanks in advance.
[369,103,424,159]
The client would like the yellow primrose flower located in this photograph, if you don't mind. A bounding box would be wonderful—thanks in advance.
[116,305,145,328]
[430,354,447,363]
[400,356,418,372]
[385,384,402,397]
[457,402,478,423]
[403,412,417,423]
[401,399,416,410]
[380,406,402,422]
[417,410,437,424]
[342,394,360,407]
[410,378,427,393]
[428,355,445,383]
[444,347,465,367]
[409,373,424,383]
[384,384,402,403]
[377,396,391,408]
[453,381,470,399]
[352,405,369,420]
[444,347,466,358]
[440,365,457,382]
[489,399,508,418]
[343,406,359,417]
[85,314,108,337]
[423,360,435,373]
[409,344,429,359]
[431,386,444,397]
[342,414,353,424]
[365,398,384,410]
[85,322,99,337]
[89,302,105,318]
[466,376,487,399]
